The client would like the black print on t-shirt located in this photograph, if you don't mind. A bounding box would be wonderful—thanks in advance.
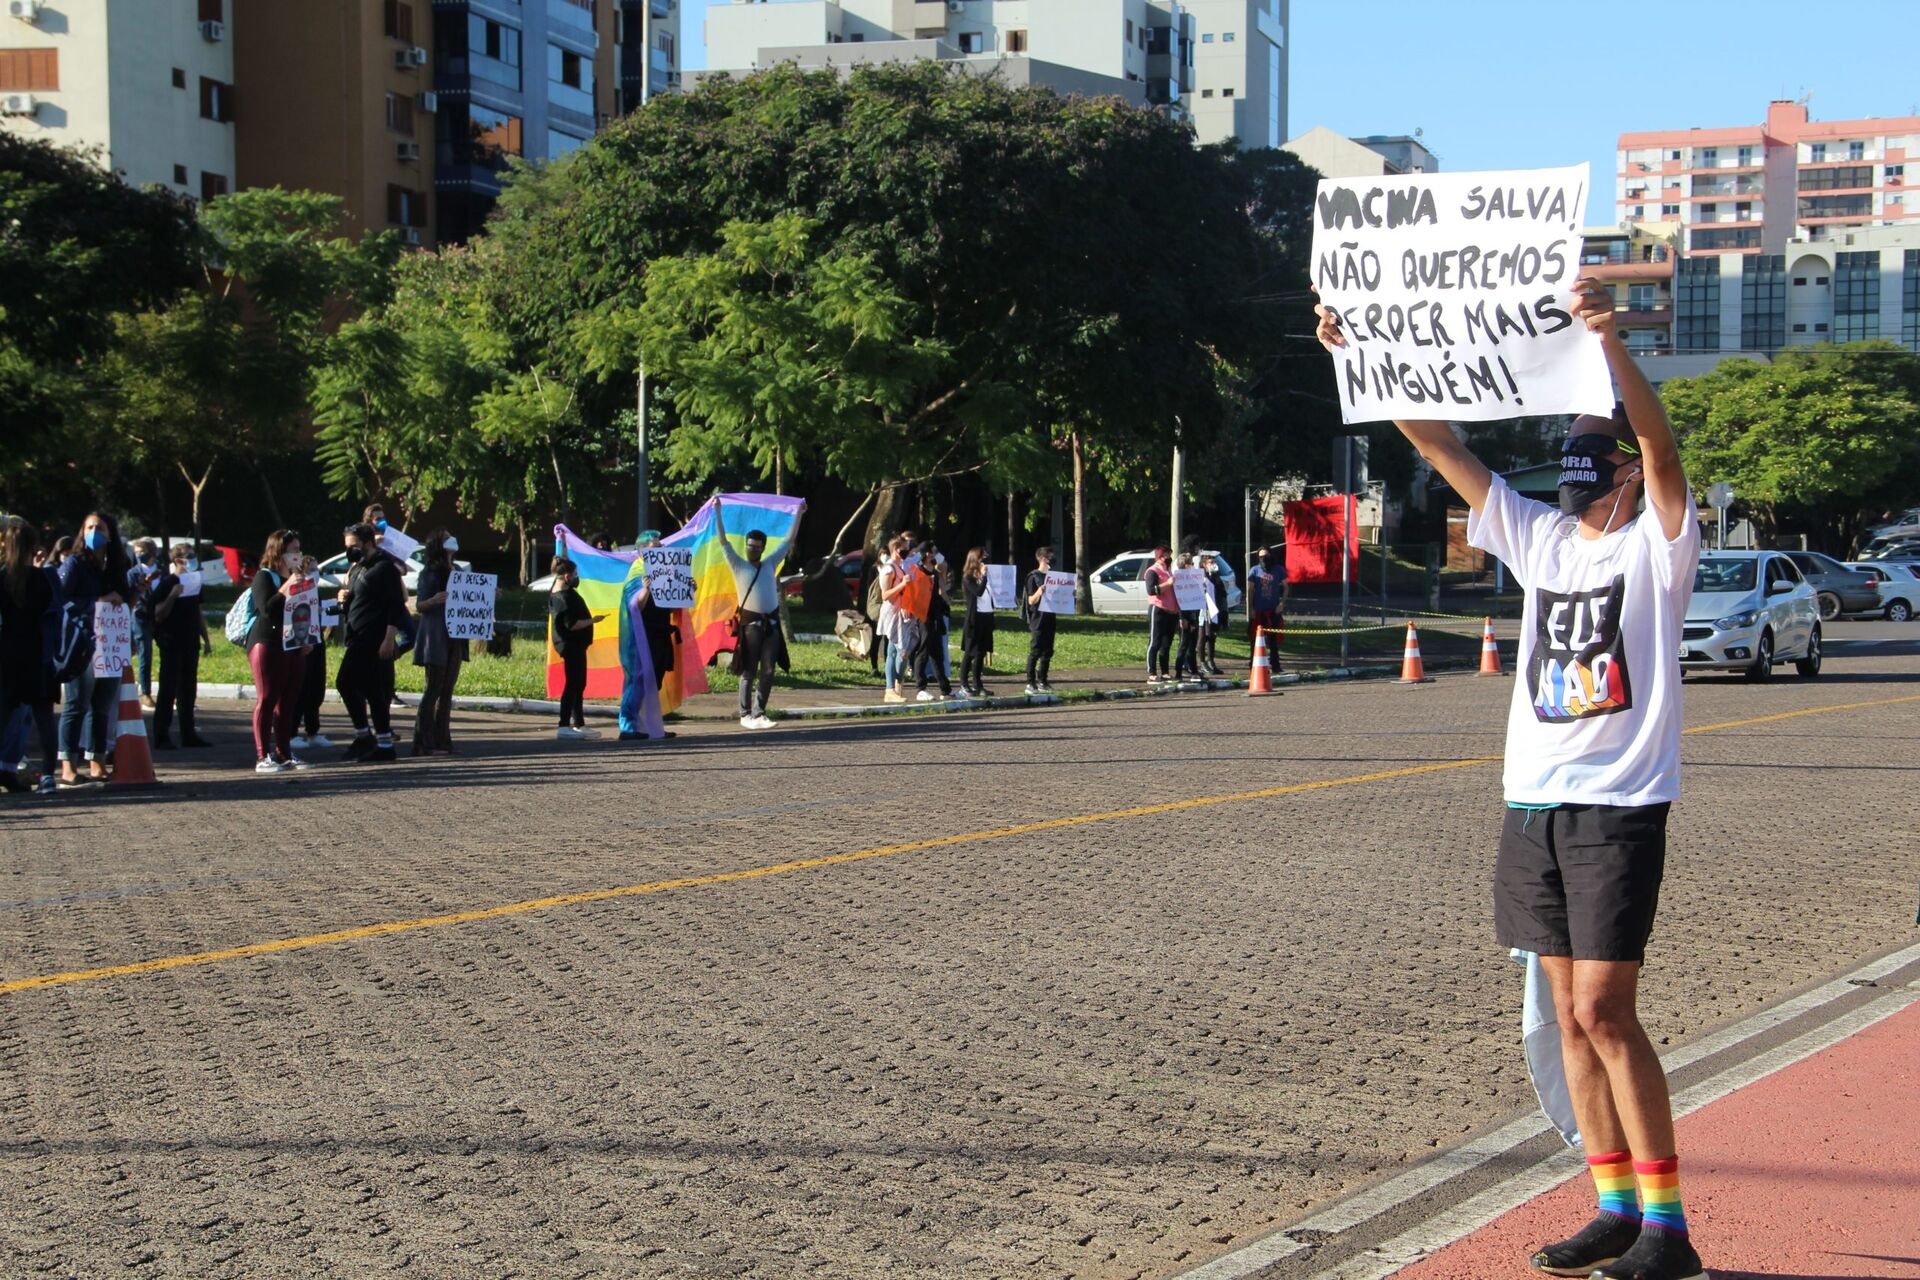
[1528,576,1631,722]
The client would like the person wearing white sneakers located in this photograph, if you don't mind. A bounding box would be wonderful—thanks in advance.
[715,498,800,730]
[549,557,602,740]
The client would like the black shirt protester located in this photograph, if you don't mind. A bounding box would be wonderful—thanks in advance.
[549,587,592,656]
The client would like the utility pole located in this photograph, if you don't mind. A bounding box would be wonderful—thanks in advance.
[1169,441,1185,554]
[634,0,654,537]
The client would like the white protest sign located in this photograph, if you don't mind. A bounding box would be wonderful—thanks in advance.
[1039,571,1077,615]
[1172,567,1208,612]
[282,581,319,650]
[376,524,421,560]
[444,570,498,641]
[92,602,132,677]
[320,595,341,629]
[983,564,1018,610]
[640,547,696,610]
[177,570,203,598]
[1310,163,1613,424]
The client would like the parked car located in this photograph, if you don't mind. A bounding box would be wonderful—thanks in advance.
[1086,551,1242,616]
[1679,551,1820,680]
[1864,507,1920,536]
[1781,551,1881,621]
[315,546,472,594]
[156,538,234,587]
[1849,558,1920,621]
[1859,533,1920,559]
[782,549,864,603]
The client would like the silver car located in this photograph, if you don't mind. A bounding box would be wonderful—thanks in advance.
[1679,551,1820,680]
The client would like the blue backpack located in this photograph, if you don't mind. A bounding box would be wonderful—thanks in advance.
[45,597,93,683]
[224,571,277,646]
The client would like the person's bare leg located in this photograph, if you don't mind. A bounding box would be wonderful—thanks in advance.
[1569,959,1675,1159]
[1542,955,1631,1153]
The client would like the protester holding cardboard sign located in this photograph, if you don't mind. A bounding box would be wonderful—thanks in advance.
[149,541,212,750]
[55,511,131,785]
[958,548,994,697]
[1141,547,1178,683]
[410,531,469,756]
[1021,546,1059,695]
[1317,262,1708,1280]
[245,529,316,773]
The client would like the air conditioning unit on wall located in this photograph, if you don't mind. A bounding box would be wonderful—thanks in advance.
[408,45,428,66]
[8,0,42,23]
[200,19,225,41]
[416,91,439,112]
[1,92,37,115]
[396,141,421,161]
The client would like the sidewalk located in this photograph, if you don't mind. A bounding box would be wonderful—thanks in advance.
[1392,994,1920,1280]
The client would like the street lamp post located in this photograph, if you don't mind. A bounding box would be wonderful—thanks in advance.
[635,0,654,536]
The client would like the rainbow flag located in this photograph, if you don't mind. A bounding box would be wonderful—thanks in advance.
[546,529,635,700]
[546,493,804,703]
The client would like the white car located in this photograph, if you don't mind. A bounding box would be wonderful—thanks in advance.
[1679,551,1820,680]
[315,546,471,594]
[1086,551,1242,616]
[1849,558,1920,621]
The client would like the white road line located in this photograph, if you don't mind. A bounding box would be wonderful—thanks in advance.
[1176,940,1920,1280]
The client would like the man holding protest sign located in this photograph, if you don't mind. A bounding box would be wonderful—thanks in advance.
[1317,180,1707,1278]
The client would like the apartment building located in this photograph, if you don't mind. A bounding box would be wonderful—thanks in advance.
[1618,101,1920,354]
[1183,0,1284,148]
[703,0,1253,131]
[1281,126,1436,178]
[1578,223,1679,353]
[617,0,680,113]
[1,0,236,201]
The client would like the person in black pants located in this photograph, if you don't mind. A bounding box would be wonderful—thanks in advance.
[0,519,58,794]
[958,547,993,696]
[1022,545,1057,695]
[912,545,954,700]
[148,542,212,748]
[1172,551,1202,680]
[549,557,599,739]
[334,522,407,762]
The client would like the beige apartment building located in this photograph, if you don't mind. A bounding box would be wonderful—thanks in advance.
[1,0,236,200]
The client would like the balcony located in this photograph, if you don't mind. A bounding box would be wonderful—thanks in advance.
[1691,176,1764,197]
[1617,301,1672,325]
[548,0,594,33]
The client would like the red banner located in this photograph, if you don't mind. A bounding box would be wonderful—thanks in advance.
[1283,496,1359,584]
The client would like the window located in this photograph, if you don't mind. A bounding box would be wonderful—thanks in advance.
[384,0,414,42]
[386,91,414,134]
[1700,147,1717,164]
[198,0,222,20]
[386,183,425,227]
[1222,31,1236,41]
[1201,32,1214,42]
[1740,254,1786,352]
[1848,140,1865,161]
[1222,87,1234,97]
[1810,142,1826,162]
[548,130,587,161]
[957,31,983,53]
[0,48,58,91]
[1675,256,1720,351]
[198,76,232,123]
[1793,277,1808,285]
[1814,322,1828,332]
[467,15,521,88]
[1792,323,1807,333]
[1628,284,1656,308]
[1669,149,1681,160]
[1737,145,1753,166]
[199,171,228,203]
[1834,250,1881,341]
[1736,201,1752,220]
[1124,19,1133,40]
[1700,202,1718,219]
[1800,165,1872,191]
[1200,88,1213,98]
[1888,164,1905,182]
[171,67,186,89]
[1005,28,1026,52]
[173,164,188,185]
[457,104,522,166]
[1661,204,1679,216]
[1816,275,1829,285]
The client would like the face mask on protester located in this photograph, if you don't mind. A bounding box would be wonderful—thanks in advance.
[1556,433,1640,517]
[444,536,460,554]
[84,529,107,552]
[137,551,155,565]
[345,544,366,564]
[374,518,389,531]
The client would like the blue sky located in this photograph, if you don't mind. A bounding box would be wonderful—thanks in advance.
[682,0,1918,225]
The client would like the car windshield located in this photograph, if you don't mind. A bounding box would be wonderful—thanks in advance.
[1693,559,1756,592]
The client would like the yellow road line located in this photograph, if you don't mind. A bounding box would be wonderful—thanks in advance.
[5,691,1916,998]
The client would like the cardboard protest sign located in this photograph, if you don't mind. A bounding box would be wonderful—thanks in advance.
[640,547,696,610]
[1172,567,1208,612]
[1310,163,1613,423]
[445,570,498,641]
[177,570,203,598]
[1039,571,1077,615]
[983,564,1018,610]
[282,581,319,650]
[92,602,132,677]
[376,525,421,560]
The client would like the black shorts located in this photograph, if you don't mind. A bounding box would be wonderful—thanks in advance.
[1494,802,1670,962]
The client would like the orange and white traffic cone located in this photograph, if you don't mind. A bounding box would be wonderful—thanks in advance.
[109,662,160,788]
[1247,626,1278,696]
[1477,617,1506,677]
[1396,621,1433,685]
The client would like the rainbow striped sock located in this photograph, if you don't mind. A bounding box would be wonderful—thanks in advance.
[1588,1150,1639,1219]
[1635,1156,1687,1233]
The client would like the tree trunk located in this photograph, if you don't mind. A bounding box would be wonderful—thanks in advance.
[1005,491,1016,565]
[517,516,534,586]
[1071,430,1090,614]
[863,482,912,561]
[176,460,214,554]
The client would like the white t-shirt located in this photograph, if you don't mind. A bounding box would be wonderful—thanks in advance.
[1467,475,1701,807]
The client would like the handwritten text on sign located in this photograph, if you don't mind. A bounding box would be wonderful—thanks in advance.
[92,603,132,678]
[1172,567,1208,613]
[1039,571,1078,615]
[640,548,696,611]
[983,564,1018,611]
[1310,164,1613,423]
[445,571,498,641]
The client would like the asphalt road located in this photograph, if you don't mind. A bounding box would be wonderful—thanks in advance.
[2,621,1917,1278]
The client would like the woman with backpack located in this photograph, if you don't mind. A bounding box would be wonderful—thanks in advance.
[244,529,317,773]
[55,511,131,785]
[0,519,58,795]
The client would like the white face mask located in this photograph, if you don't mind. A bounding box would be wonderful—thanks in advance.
[444,536,460,554]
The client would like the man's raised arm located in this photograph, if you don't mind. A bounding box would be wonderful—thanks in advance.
[1573,278,1690,541]
[1314,305,1494,513]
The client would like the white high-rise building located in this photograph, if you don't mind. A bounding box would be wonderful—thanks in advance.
[1,0,236,200]
[703,0,1286,144]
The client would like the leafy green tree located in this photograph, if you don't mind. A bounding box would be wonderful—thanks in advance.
[1664,342,1920,550]
[0,133,199,512]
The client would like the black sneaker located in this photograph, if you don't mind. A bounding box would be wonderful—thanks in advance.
[1530,1213,1643,1277]
[152,734,176,750]
[343,735,375,760]
[1591,1224,1705,1280]
[362,744,397,763]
